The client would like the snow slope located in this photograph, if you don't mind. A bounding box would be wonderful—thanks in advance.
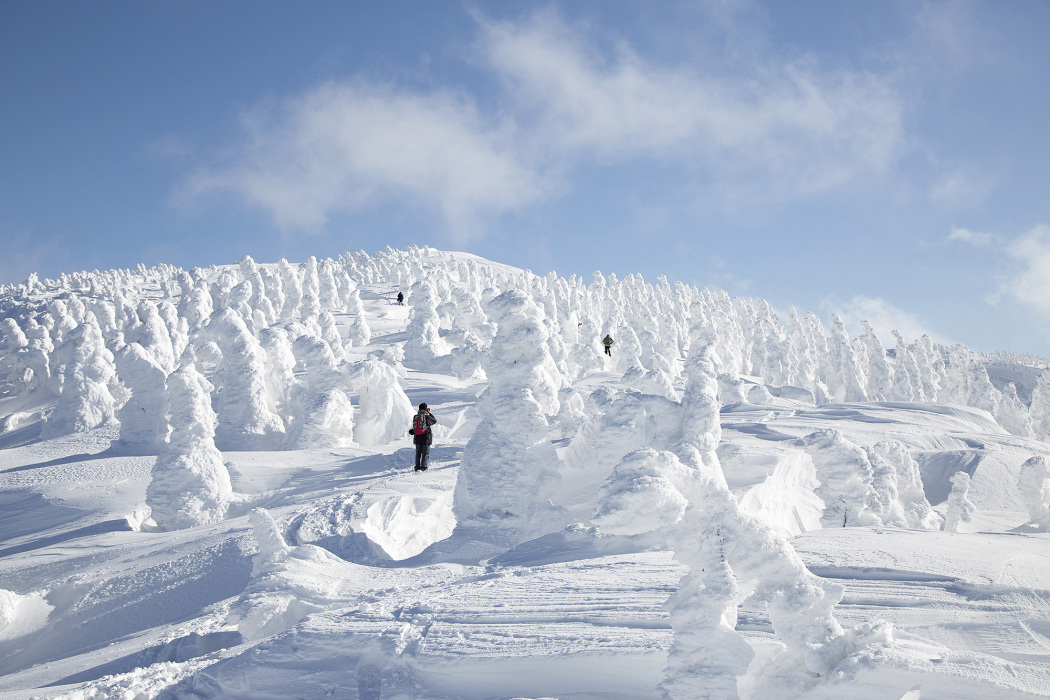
[0,247,1048,699]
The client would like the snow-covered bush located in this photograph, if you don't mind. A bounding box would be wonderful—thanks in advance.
[592,448,689,536]
[146,364,232,530]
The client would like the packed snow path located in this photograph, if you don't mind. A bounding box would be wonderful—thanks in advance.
[0,247,1048,699]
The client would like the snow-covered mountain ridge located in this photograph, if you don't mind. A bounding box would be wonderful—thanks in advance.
[0,246,1048,699]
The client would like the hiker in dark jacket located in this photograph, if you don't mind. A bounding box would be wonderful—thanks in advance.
[396,291,404,305]
[602,334,615,357]
[410,403,437,471]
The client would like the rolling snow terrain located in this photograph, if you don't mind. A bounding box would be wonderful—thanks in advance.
[0,246,1048,699]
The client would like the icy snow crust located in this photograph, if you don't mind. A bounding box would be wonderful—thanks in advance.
[0,248,1049,699]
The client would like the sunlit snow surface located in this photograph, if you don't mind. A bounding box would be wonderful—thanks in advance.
[0,249,1048,699]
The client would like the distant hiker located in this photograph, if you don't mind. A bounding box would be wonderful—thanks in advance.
[602,334,614,357]
[396,291,404,305]
[409,402,437,471]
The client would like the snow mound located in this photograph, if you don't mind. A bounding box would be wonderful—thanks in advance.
[0,588,52,642]
[359,492,455,560]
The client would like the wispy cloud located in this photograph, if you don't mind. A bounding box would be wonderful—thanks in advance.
[930,165,999,206]
[947,226,998,247]
[180,81,546,238]
[180,9,907,235]
[1000,225,1050,317]
[479,10,905,199]
[825,295,953,346]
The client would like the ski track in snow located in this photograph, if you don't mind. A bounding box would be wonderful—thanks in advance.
[0,249,1048,699]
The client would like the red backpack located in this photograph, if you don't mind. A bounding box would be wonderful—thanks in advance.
[412,414,429,436]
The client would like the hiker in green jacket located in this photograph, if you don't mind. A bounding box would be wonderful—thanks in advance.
[602,334,614,357]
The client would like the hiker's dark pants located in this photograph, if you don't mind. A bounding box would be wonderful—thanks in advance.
[415,443,430,469]
[604,346,612,356]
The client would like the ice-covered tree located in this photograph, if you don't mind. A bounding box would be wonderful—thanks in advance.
[207,309,286,451]
[112,342,169,454]
[146,364,232,530]
[128,301,176,374]
[402,280,451,369]
[0,318,46,394]
[43,315,118,438]
[662,346,878,698]
[285,335,355,449]
[350,357,413,446]
[1018,455,1050,528]
[1029,373,1050,440]
[943,471,976,533]
[453,289,570,544]
[995,382,1033,437]
[866,441,940,530]
[345,289,371,348]
[826,314,868,403]
[798,429,882,527]
[855,321,892,400]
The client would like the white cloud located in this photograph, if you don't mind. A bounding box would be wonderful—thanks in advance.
[1001,225,1050,317]
[947,226,997,247]
[930,165,998,206]
[825,295,953,347]
[181,10,908,234]
[479,10,906,200]
[181,81,546,238]
[910,0,995,75]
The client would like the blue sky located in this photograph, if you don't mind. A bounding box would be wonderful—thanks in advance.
[2,1,1049,355]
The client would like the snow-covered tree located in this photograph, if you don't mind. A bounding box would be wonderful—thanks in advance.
[402,280,451,369]
[943,471,977,534]
[345,289,371,348]
[453,289,570,544]
[43,315,118,438]
[285,336,354,449]
[207,309,286,451]
[350,358,414,446]
[866,441,941,530]
[146,364,232,530]
[1018,455,1050,528]
[112,342,169,454]
[798,429,882,527]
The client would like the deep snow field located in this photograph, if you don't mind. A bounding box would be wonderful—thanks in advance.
[0,247,1049,699]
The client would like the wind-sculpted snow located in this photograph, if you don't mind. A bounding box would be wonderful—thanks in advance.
[1,246,1050,698]
[593,448,689,536]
